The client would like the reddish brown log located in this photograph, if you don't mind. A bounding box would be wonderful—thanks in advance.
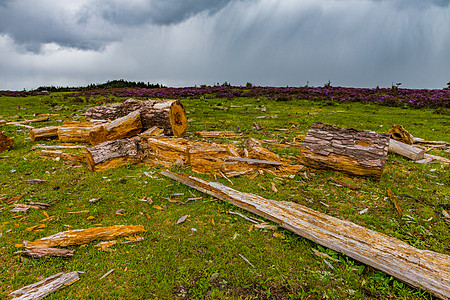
[0,130,13,152]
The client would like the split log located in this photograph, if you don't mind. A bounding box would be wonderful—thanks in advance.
[86,139,142,171]
[388,138,425,161]
[30,126,59,141]
[40,150,86,163]
[15,247,74,258]
[85,99,188,137]
[162,170,450,300]
[25,225,145,249]
[57,121,103,144]
[89,110,142,145]
[7,116,49,125]
[0,130,13,152]
[388,124,413,144]
[298,123,390,178]
[9,271,82,300]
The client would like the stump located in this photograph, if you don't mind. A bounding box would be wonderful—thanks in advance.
[85,99,188,137]
[0,130,13,152]
[299,123,390,178]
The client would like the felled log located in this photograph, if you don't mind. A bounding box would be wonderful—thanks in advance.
[9,271,82,300]
[30,126,59,141]
[89,110,142,145]
[86,139,142,171]
[85,99,188,137]
[388,138,425,161]
[25,225,145,249]
[57,121,103,144]
[15,247,74,258]
[162,170,450,300]
[388,124,413,144]
[0,130,13,152]
[298,123,390,178]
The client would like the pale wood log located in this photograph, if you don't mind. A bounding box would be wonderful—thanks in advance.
[388,124,413,144]
[15,247,74,258]
[9,271,81,300]
[162,170,450,300]
[25,225,145,249]
[299,123,390,178]
[86,139,142,171]
[388,138,425,161]
[30,126,59,141]
[57,121,103,144]
[0,130,13,152]
[85,99,188,137]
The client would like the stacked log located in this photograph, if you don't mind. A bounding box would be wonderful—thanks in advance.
[86,99,187,137]
[299,123,390,178]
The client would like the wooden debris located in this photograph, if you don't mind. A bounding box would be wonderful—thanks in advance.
[9,271,82,300]
[195,131,241,139]
[228,211,261,224]
[162,170,450,300]
[388,124,413,144]
[139,126,165,136]
[388,139,425,161]
[0,130,13,152]
[329,177,360,190]
[25,225,145,249]
[299,123,390,178]
[26,224,46,232]
[227,156,283,166]
[387,188,403,215]
[7,116,49,125]
[252,122,262,130]
[30,126,59,141]
[5,194,25,205]
[238,253,256,268]
[40,150,86,163]
[86,98,188,137]
[32,144,87,150]
[416,153,450,165]
[86,138,142,171]
[99,269,115,280]
[26,179,47,184]
[177,214,189,225]
[15,247,74,258]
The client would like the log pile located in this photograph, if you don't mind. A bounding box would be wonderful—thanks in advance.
[0,130,13,152]
[299,123,390,178]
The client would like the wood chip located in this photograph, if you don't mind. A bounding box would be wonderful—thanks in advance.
[176,214,189,225]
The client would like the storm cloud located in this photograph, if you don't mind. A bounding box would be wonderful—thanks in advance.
[0,0,449,90]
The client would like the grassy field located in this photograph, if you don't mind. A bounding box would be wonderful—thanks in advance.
[0,91,449,299]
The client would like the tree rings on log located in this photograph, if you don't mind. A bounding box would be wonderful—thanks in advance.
[299,123,390,178]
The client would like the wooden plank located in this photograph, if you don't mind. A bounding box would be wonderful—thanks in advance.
[9,271,82,300]
[161,170,450,300]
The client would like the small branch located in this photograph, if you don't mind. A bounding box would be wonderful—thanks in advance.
[238,254,256,268]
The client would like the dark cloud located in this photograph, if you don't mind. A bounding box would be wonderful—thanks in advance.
[370,0,450,8]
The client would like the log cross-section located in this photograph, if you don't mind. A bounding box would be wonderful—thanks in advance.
[299,123,390,178]
[161,170,450,300]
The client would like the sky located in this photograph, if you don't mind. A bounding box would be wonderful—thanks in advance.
[0,0,449,90]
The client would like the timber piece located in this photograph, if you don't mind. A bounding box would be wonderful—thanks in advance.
[298,123,390,178]
[15,247,74,258]
[86,139,142,171]
[244,138,282,161]
[57,121,104,144]
[416,153,450,165]
[161,170,450,300]
[41,150,86,163]
[103,110,142,142]
[227,156,283,166]
[9,271,82,300]
[388,138,425,161]
[0,130,13,152]
[7,116,49,125]
[25,225,145,249]
[329,177,360,190]
[195,131,241,139]
[388,124,413,144]
[30,126,59,141]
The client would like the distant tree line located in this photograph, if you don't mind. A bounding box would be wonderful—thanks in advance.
[33,79,166,92]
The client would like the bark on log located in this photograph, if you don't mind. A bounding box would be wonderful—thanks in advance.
[86,139,143,171]
[85,99,188,137]
[298,123,390,178]
[162,170,450,300]
[0,130,13,152]
[388,138,425,161]
[25,225,145,249]
[9,271,82,300]
[30,126,59,141]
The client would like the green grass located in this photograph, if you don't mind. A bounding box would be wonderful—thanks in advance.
[1,93,449,299]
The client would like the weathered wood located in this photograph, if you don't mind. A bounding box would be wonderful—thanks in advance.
[388,124,413,144]
[25,225,145,249]
[162,170,450,300]
[9,271,82,300]
[298,123,390,178]
[86,139,142,171]
[15,247,74,258]
[195,131,241,139]
[85,99,188,137]
[388,138,425,161]
[7,116,49,125]
[30,126,59,141]
[89,110,142,145]
[227,156,283,166]
[0,130,13,152]
[41,150,86,163]
[57,121,103,144]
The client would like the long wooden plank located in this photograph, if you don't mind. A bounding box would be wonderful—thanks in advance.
[161,170,450,300]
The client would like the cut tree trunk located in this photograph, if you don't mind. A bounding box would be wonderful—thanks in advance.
[89,110,142,145]
[85,99,188,137]
[298,123,390,178]
[86,139,142,171]
[57,121,104,144]
[30,126,59,141]
[0,130,13,152]
[9,271,82,300]
[162,170,450,300]
[25,225,145,249]
[388,138,425,161]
